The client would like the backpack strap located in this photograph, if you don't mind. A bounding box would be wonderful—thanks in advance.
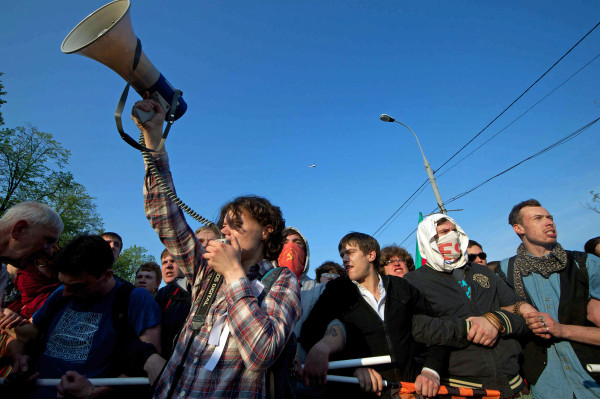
[565,250,589,300]
[257,267,286,305]
[258,267,297,399]
[506,256,517,291]
[111,278,159,379]
[112,278,135,343]
[570,250,589,271]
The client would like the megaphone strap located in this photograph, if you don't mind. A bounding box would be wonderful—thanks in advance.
[115,80,156,151]
[114,38,168,152]
[154,89,181,152]
[114,38,153,151]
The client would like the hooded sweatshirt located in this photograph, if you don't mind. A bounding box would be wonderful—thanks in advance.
[283,227,325,362]
[406,214,527,397]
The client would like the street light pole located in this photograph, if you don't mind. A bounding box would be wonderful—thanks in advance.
[380,114,447,214]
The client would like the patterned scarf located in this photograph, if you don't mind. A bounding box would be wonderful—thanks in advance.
[513,242,567,300]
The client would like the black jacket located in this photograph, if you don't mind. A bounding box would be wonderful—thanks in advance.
[404,263,528,398]
[301,275,448,398]
[155,280,192,358]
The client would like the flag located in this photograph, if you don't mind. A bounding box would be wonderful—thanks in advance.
[415,212,426,268]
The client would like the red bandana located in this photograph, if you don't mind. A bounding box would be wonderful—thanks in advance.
[277,242,305,280]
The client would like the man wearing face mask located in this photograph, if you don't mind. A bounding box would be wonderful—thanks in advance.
[404,215,533,398]
[278,227,325,363]
[279,228,314,287]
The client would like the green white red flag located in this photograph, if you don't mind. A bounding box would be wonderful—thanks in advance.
[415,212,426,268]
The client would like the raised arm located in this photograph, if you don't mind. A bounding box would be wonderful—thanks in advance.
[134,95,207,288]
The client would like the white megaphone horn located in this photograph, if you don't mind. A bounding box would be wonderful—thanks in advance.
[61,0,186,151]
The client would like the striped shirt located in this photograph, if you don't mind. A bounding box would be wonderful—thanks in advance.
[144,153,302,398]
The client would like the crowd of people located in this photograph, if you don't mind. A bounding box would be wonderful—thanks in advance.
[0,97,598,399]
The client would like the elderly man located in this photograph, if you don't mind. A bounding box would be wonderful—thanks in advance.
[0,202,62,269]
[0,202,63,329]
[404,214,532,398]
[500,199,600,399]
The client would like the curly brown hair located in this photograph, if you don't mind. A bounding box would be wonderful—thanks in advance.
[218,196,285,261]
[379,245,415,274]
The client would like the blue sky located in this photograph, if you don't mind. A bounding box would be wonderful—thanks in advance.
[1,1,599,279]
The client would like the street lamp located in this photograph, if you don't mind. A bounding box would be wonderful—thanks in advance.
[380,114,447,214]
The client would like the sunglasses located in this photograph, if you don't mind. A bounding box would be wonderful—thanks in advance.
[468,252,487,262]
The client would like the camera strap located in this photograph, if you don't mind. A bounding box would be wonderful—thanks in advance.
[164,270,223,399]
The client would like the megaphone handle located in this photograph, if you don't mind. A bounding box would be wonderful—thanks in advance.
[132,107,156,124]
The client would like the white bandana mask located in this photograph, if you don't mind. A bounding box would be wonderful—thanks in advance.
[436,230,462,264]
[417,213,469,272]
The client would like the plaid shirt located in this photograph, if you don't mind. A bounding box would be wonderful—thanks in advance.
[144,153,302,398]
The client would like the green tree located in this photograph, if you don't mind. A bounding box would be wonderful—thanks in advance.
[0,125,70,214]
[45,172,104,244]
[0,73,104,240]
[113,245,157,283]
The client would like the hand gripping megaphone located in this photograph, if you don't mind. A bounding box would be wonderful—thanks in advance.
[61,0,186,151]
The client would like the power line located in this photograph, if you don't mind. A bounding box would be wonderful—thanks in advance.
[434,20,600,174]
[445,116,600,205]
[399,226,418,246]
[372,179,428,236]
[386,184,429,229]
[373,21,600,237]
[398,205,438,246]
[374,182,430,237]
[395,117,599,244]
[437,52,600,179]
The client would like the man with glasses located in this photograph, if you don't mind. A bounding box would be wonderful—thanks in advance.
[468,240,507,278]
[315,261,345,284]
[380,245,415,278]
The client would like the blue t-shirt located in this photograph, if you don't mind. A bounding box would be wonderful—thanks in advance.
[32,279,161,379]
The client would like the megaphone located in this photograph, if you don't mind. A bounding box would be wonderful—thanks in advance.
[61,0,186,150]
